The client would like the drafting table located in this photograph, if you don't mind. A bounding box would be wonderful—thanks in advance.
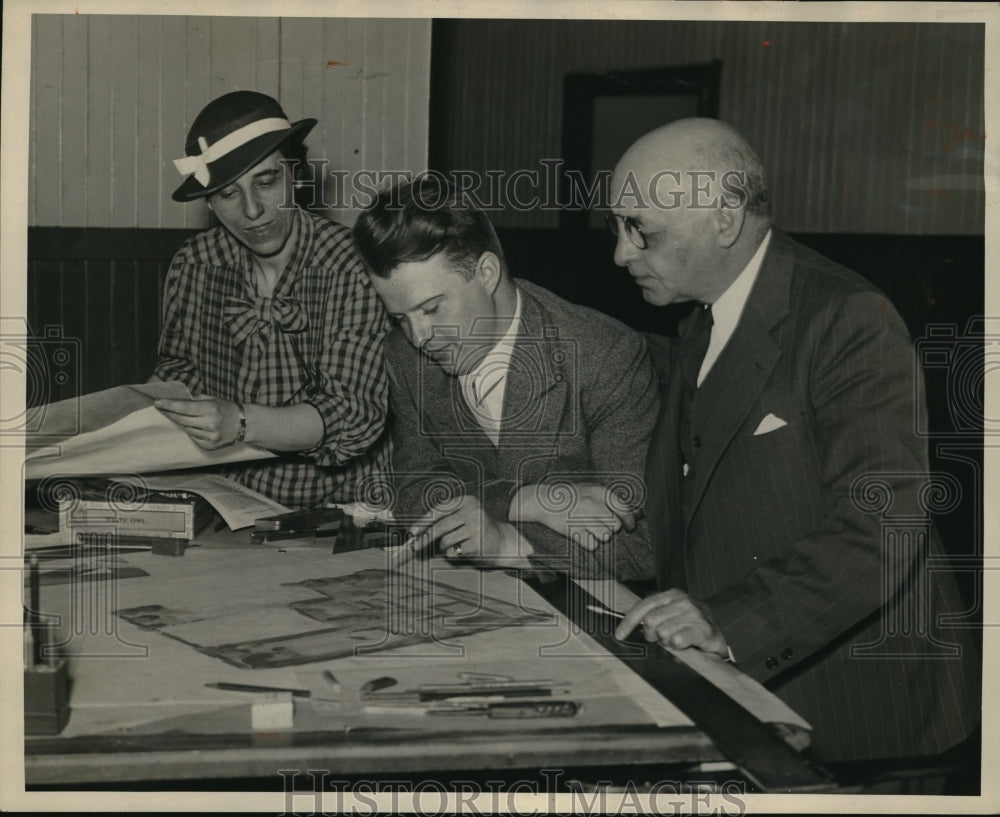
[22,531,821,789]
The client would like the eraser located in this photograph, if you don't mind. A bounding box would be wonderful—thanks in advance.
[250,692,294,731]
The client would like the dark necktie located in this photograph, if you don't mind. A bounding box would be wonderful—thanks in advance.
[680,304,714,395]
[661,304,712,591]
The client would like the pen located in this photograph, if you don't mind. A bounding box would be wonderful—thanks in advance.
[364,700,581,718]
[206,682,312,698]
[434,700,581,719]
[24,608,34,669]
[322,670,341,694]
[585,603,624,619]
[386,533,429,569]
[365,688,557,704]
[417,679,562,691]
[29,553,43,666]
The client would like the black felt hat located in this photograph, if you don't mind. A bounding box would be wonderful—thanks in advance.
[171,91,316,202]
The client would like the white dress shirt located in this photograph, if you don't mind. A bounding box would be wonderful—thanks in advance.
[459,290,522,445]
[698,229,773,387]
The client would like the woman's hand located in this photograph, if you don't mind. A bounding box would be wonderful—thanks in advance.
[154,396,242,449]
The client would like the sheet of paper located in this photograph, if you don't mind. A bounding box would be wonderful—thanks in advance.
[54,549,672,737]
[27,381,193,443]
[111,473,290,530]
[24,382,275,480]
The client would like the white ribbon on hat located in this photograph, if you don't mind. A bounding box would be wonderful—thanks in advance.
[172,117,292,186]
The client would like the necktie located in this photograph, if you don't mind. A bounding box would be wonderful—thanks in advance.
[680,304,713,394]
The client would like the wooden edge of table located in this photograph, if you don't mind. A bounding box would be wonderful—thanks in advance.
[24,722,810,786]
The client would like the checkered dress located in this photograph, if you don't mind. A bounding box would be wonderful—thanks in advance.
[154,209,390,507]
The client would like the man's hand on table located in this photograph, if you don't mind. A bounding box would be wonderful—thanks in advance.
[615,588,730,660]
[510,482,637,551]
[408,495,533,567]
[154,395,242,449]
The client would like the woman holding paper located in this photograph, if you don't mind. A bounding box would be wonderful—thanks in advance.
[150,91,389,508]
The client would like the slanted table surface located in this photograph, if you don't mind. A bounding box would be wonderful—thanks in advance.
[23,533,810,786]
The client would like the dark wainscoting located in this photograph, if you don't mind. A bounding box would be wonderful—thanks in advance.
[24,225,984,582]
[26,227,198,402]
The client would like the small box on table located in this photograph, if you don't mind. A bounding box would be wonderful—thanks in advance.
[55,477,214,553]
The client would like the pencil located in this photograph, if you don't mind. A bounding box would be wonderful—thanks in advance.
[23,608,34,669]
[386,533,429,569]
[29,553,42,666]
[205,682,312,698]
[585,603,625,619]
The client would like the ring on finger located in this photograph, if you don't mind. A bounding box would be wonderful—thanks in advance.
[449,544,464,558]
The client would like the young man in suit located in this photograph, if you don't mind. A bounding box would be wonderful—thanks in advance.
[352,177,657,579]
[609,118,979,764]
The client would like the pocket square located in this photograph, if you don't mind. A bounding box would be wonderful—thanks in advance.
[753,413,788,436]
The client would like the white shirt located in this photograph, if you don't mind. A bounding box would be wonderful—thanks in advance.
[459,290,522,445]
[698,229,773,387]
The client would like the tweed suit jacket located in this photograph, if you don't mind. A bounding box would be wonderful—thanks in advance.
[645,231,980,762]
[386,278,658,580]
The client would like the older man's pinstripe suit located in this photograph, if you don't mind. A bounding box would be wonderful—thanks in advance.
[644,231,980,762]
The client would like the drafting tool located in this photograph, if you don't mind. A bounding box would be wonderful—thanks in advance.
[360,676,398,695]
[385,533,429,569]
[527,576,835,792]
[24,554,70,735]
[250,507,344,545]
[29,554,42,665]
[364,700,580,718]
[362,676,569,705]
[205,682,312,698]
[365,688,558,705]
[24,609,35,668]
[586,603,624,619]
[417,679,562,692]
[434,700,580,719]
[253,507,344,533]
[457,670,512,682]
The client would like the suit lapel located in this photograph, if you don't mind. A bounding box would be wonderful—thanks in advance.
[496,286,569,472]
[681,232,794,530]
[414,343,498,468]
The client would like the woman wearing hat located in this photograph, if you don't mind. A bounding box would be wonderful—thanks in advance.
[150,91,389,508]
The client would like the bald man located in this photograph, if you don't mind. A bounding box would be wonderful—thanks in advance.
[609,119,979,765]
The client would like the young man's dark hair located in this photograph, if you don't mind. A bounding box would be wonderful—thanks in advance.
[353,174,505,280]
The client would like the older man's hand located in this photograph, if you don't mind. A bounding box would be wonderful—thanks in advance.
[614,588,729,659]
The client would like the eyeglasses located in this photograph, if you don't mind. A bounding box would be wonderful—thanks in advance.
[604,213,668,250]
